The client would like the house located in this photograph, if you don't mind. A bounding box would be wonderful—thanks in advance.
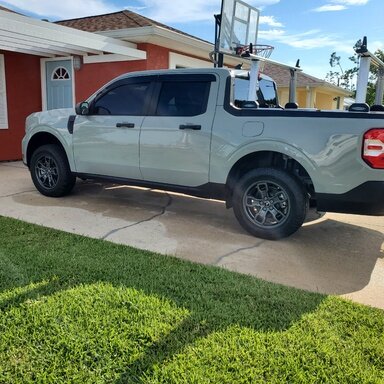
[263,63,351,109]
[0,7,349,161]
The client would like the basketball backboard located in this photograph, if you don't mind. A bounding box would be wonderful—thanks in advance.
[218,0,260,56]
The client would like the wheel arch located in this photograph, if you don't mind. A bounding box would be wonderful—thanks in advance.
[26,132,72,169]
[226,150,316,206]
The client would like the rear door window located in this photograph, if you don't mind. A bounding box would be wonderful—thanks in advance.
[155,80,211,116]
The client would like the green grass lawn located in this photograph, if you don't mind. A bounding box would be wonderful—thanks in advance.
[0,216,383,383]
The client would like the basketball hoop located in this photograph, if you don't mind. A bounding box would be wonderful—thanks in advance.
[234,44,274,59]
[234,43,274,71]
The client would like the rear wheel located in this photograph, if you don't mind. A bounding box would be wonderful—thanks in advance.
[30,144,76,197]
[232,168,308,240]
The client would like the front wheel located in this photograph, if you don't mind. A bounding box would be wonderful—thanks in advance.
[232,168,308,240]
[30,144,76,197]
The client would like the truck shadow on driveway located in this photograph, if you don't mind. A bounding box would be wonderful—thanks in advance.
[13,180,384,298]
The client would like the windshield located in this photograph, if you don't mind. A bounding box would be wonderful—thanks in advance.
[233,76,279,108]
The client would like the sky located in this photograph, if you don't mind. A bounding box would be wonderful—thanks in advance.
[0,0,383,80]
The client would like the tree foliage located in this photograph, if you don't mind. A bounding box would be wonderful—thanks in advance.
[325,48,384,105]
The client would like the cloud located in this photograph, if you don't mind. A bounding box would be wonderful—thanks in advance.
[330,0,368,4]
[312,0,369,12]
[299,63,333,79]
[137,0,281,24]
[0,0,117,19]
[0,0,281,23]
[259,28,355,54]
[313,5,346,12]
[370,40,384,52]
[259,15,283,27]
[135,0,218,23]
[0,0,218,22]
[238,0,281,7]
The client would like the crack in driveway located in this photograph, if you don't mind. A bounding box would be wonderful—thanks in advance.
[101,192,173,240]
[0,190,36,199]
[214,241,265,266]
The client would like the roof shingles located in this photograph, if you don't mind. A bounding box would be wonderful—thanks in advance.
[59,10,181,33]
[264,62,327,88]
[57,10,206,43]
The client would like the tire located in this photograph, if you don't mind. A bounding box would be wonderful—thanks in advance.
[232,168,308,240]
[30,144,76,197]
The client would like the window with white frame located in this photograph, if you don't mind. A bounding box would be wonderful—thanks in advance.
[0,54,8,129]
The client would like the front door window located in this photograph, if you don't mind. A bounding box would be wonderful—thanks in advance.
[51,67,70,81]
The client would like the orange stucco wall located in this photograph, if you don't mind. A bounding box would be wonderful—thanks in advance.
[0,51,42,161]
[141,43,169,70]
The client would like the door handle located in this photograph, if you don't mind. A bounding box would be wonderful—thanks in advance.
[116,122,135,128]
[179,124,201,130]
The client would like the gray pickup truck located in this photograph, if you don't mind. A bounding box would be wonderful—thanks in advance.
[22,68,384,239]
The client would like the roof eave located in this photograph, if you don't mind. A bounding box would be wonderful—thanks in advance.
[98,25,246,67]
[275,81,352,96]
[308,82,352,96]
[0,9,146,59]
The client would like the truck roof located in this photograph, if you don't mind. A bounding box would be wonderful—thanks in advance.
[113,67,231,80]
[110,67,273,81]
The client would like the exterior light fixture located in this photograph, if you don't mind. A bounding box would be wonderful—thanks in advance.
[73,56,82,71]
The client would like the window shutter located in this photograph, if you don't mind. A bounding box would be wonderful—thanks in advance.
[0,54,8,129]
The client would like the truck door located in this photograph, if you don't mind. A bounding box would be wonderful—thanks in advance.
[73,77,154,179]
[140,74,218,186]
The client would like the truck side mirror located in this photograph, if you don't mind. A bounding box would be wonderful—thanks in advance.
[75,102,90,115]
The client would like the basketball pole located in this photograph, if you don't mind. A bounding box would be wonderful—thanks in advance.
[248,59,260,102]
[214,14,224,68]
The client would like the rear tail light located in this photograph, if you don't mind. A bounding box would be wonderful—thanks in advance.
[363,128,384,169]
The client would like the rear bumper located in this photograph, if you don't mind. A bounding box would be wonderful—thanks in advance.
[316,181,384,216]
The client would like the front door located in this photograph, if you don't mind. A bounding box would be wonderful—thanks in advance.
[45,60,73,110]
[73,77,153,179]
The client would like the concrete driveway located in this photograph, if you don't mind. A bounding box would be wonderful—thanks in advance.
[1,161,383,309]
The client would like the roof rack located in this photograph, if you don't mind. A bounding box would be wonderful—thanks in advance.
[354,36,384,109]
